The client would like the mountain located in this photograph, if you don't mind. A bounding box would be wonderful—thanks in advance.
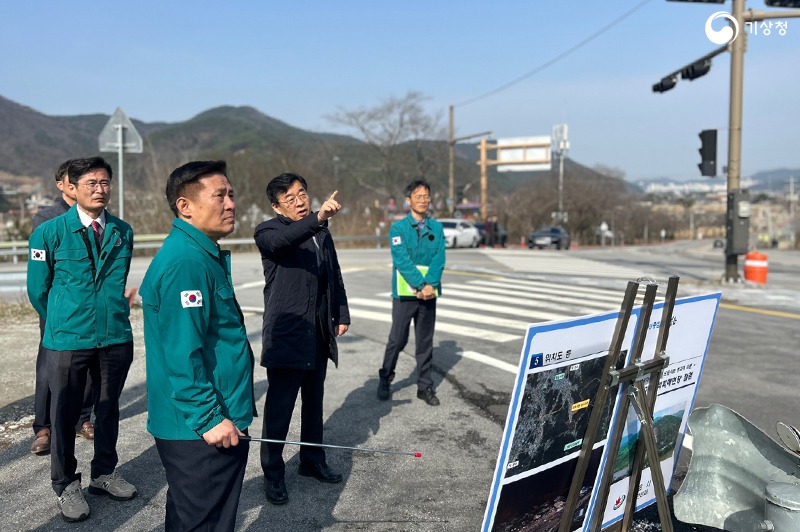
[748,168,800,194]
[635,167,800,195]
[144,105,361,155]
[1,94,666,244]
[0,95,168,179]
[0,95,636,197]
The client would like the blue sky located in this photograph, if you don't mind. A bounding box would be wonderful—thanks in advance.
[1,1,798,181]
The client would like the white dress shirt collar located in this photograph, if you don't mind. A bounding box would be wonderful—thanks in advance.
[76,207,106,230]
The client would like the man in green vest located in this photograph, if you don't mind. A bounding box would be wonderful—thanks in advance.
[140,160,255,531]
[377,179,446,406]
[27,156,136,522]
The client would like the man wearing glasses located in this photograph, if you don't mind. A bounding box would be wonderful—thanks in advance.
[28,156,136,522]
[30,159,96,456]
[377,180,446,406]
[254,172,350,505]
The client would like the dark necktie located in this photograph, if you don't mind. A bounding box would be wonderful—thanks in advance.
[91,220,103,250]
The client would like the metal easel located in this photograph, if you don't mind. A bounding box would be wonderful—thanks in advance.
[558,276,679,532]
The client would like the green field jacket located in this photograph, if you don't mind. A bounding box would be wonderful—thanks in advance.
[27,204,133,350]
[139,219,256,440]
[389,213,446,299]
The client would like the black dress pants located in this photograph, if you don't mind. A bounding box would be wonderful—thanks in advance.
[261,330,329,481]
[33,317,93,435]
[46,341,133,495]
[380,298,437,390]
[155,435,249,532]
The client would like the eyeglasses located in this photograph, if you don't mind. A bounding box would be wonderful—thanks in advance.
[411,195,431,201]
[278,190,308,207]
[79,180,111,191]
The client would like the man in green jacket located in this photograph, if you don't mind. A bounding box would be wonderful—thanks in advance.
[140,160,255,532]
[377,179,446,406]
[27,156,136,522]
[30,159,96,456]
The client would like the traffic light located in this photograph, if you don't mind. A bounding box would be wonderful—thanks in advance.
[652,76,677,93]
[698,129,717,177]
[682,60,712,81]
[765,0,800,6]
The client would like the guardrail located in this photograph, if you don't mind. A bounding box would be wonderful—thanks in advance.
[0,232,385,262]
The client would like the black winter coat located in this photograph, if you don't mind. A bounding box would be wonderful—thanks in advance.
[254,213,350,370]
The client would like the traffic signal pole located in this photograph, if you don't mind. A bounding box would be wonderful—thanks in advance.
[726,0,745,281]
[656,1,800,281]
[723,2,800,280]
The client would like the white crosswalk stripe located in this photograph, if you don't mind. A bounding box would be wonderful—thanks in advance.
[348,298,533,332]
[482,249,649,279]
[347,307,519,343]
[347,278,656,344]
[466,278,656,308]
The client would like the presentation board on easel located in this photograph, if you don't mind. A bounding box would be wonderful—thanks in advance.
[482,292,721,532]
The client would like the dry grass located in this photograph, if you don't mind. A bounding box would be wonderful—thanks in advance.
[0,297,39,324]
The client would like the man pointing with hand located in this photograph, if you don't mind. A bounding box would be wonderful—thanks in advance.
[254,173,350,505]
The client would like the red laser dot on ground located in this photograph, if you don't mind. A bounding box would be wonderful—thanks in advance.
[414,452,422,458]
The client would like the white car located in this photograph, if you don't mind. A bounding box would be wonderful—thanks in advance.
[437,218,481,249]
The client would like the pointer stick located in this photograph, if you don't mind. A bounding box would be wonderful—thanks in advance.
[240,436,422,458]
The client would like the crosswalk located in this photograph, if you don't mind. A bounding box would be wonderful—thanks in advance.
[483,249,649,279]
[347,277,658,344]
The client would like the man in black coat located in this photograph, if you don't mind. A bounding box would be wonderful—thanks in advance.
[254,172,350,505]
[30,159,95,455]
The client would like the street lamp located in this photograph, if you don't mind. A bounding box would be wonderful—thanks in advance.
[552,124,569,225]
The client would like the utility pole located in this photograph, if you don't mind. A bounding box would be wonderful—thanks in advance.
[448,105,491,215]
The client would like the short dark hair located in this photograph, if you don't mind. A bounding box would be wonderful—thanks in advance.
[166,160,228,217]
[266,173,308,205]
[404,179,431,198]
[55,159,76,183]
[67,157,113,185]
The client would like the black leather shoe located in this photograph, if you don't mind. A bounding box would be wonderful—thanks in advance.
[298,462,343,484]
[417,387,440,406]
[377,377,391,401]
[76,422,95,441]
[31,429,51,455]
[264,478,288,505]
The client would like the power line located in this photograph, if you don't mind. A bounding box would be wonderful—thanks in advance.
[455,0,654,108]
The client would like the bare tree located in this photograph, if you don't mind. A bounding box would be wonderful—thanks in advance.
[326,91,446,197]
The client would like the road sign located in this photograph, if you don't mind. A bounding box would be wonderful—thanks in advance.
[495,136,552,172]
[98,107,143,220]
[99,107,143,153]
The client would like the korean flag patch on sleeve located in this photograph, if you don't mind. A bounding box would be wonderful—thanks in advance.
[391,236,402,246]
[181,290,203,308]
[31,249,46,261]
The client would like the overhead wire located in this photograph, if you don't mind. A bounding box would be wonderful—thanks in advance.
[455,0,654,108]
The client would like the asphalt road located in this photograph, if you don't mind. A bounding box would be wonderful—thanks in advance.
[0,242,797,531]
